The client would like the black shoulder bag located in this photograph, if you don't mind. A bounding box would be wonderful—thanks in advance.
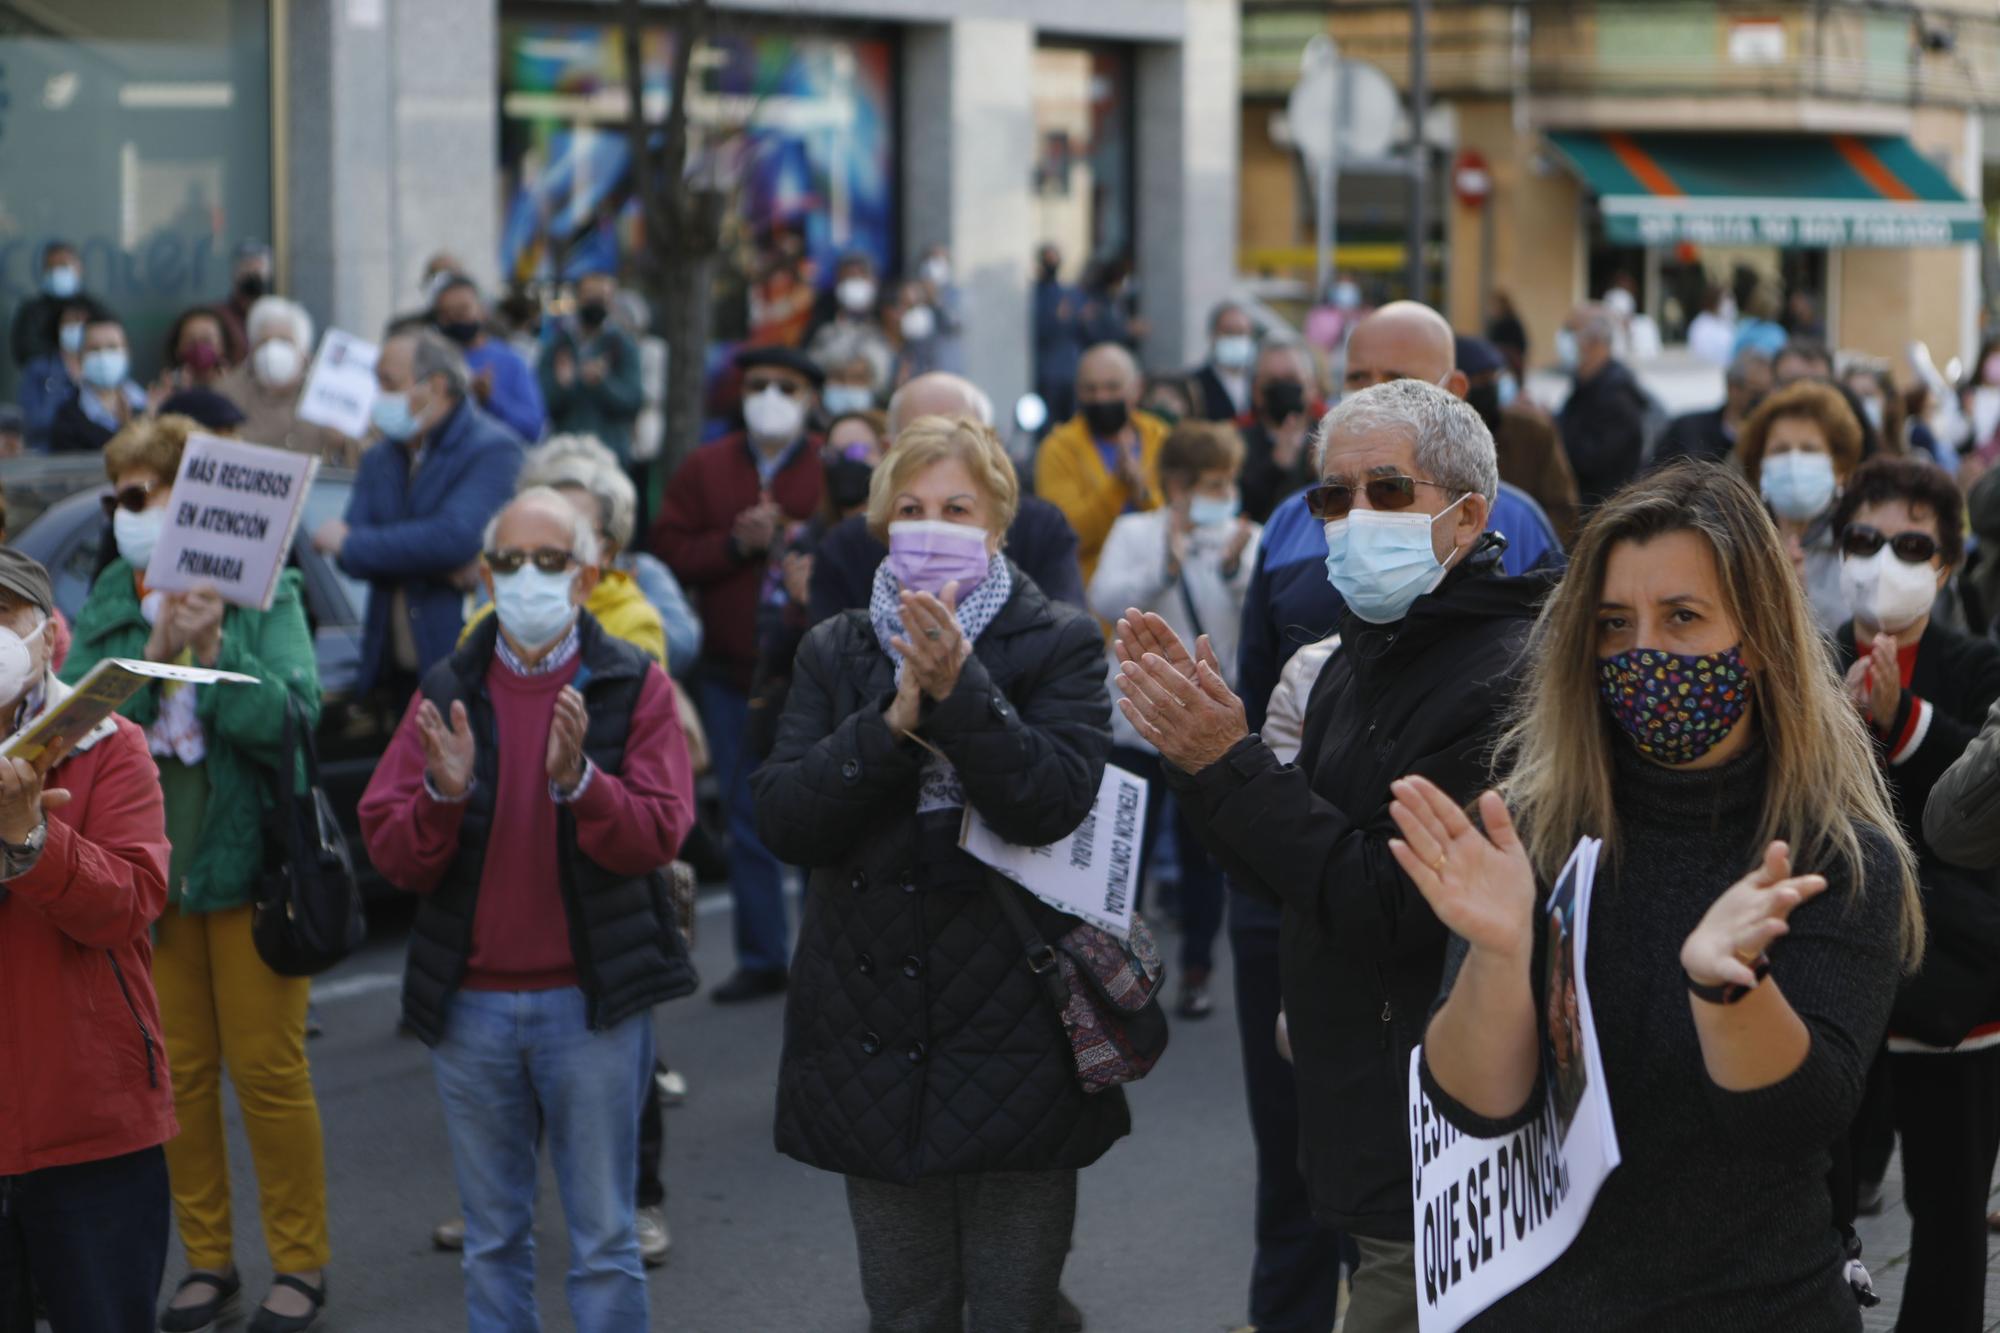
[252,694,367,976]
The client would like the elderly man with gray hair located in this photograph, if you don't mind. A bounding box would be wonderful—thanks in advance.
[315,326,525,695]
[1655,348,1775,469]
[1114,378,1544,1333]
[1556,301,1650,508]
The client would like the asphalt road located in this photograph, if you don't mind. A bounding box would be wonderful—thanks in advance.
[168,890,1263,1333]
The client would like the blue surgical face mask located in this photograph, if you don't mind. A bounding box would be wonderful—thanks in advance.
[42,265,79,299]
[1497,372,1519,409]
[57,322,85,355]
[1759,449,1837,522]
[822,384,874,416]
[81,347,127,389]
[491,566,580,652]
[371,390,417,441]
[1555,329,1580,372]
[1323,494,1471,624]
[1188,493,1240,529]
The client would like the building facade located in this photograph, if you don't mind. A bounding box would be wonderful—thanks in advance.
[1241,0,2000,372]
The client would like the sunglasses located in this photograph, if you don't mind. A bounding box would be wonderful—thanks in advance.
[485,547,580,576]
[744,376,804,397]
[101,481,161,516]
[1304,475,1454,521]
[1840,524,1939,565]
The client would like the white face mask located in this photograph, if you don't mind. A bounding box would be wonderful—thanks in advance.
[253,339,303,388]
[836,277,877,314]
[1213,334,1256,371]
[0,617,50,706]
[491,566,580,653]
[743,385,806,445]
[114,505,168,570]
[899,304,936,343]
[921,256,951,287]
[1841,546,1939,635]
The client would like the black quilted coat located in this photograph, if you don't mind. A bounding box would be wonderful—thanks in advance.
[752,566,1128,1183]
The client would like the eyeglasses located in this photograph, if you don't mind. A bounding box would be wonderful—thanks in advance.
[101,481,161,516]
[744,375,804,397]
[1304,475,1454,521]
[1840,524,1939,565]
[485,547,580,576]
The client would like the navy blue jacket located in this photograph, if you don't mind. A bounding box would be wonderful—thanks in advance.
[806,495,1086,630]
[1230,482,1564,934]
[340,398,525,691]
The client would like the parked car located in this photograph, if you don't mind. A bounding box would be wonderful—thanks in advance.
[12,469,404,895]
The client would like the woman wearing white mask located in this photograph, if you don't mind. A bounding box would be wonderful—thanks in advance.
[64,414,331,1333]
[1828,455,2000,1332]
[1736,380,1864,633]
[1088,420,1260,1018]
[216,297,354,465]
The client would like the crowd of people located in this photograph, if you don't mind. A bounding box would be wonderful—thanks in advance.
[5,228,2000,1333]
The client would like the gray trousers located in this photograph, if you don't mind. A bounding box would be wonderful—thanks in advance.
[844,1170,1077,1333]
[1346,1236,1420,1333]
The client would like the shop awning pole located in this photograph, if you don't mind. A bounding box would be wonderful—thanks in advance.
[1407,0,1429,300]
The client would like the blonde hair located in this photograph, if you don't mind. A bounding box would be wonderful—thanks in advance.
[866,415,1019,543]
[104,414,196,484]
[1495,462,1923,968]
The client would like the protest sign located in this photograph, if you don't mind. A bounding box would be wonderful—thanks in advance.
[295,329,379,439]
[960,764,1146,937]
[1409,837,1619,1332]
[3,657,258,763]
[145,434,318,611]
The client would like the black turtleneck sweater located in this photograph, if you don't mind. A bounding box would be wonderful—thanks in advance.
[1422,740,1903,1330]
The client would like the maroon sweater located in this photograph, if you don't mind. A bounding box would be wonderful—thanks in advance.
[651,431,823,688]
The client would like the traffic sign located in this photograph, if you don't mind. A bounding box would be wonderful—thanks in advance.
[1452,149,1493,209]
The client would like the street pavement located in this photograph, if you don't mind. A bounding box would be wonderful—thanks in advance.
[160,886,1992,1332]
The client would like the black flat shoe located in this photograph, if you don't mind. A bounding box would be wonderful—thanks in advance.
[710,967,788,1003]
[159,1270,240,1332]
[247,1273,327,1333]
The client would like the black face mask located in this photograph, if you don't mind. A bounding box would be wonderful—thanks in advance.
[1082,400,1129,439]
[1260,379,1306,424]
[1466,382,1504,435]
[437,319,481,347]
[826,457,875,511]
[578,301,609,330]
[235,273,267,302]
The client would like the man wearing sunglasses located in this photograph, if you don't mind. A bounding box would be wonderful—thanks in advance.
[653,345,825,1004]
[1117,370,1549,1333]
[361,488,696,1333]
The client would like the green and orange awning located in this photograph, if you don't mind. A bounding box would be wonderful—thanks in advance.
[1546,131,1981,247]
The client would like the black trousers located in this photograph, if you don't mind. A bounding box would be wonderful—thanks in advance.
[637,1064,666,1209]
[1892,1046,2000,1333]
[0,1146,170,1333]
[1230,906,1349,1333]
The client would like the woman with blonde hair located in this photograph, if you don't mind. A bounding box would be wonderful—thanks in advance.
[1390,461,1919,1326]
[1736,380,1866,631]
[753,414,1122,1331]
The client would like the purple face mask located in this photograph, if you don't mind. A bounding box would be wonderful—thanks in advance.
[888,520,990,597]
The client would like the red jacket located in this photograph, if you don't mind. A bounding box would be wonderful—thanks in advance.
[651,431,822,689]
[0,692,173,1176]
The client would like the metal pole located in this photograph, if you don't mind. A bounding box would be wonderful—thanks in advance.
[1407,0,1429,301]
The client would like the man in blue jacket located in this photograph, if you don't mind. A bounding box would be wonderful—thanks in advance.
[1226,301,1563,1333]
[314,328,525,697]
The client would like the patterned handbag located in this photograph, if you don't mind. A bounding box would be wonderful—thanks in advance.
[984,872,1170,1093]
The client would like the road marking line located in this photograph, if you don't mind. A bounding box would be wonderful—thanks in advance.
[311,972,402,1004]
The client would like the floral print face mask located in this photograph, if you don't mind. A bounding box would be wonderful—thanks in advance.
[1597,645,1752,765]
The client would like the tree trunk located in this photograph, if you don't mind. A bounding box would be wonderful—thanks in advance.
[658,234,715,478]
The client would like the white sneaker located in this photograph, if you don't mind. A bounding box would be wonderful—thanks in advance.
[636,1205,671,1268]
[656,1067,688,1106]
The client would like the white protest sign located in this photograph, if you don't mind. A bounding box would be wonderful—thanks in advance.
[959,764,1146,937]
[1409,837,1619,1331]
[295,329,378,438]
[145,434,318,611]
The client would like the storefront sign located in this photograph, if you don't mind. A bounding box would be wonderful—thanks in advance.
[1608,206,1975,248]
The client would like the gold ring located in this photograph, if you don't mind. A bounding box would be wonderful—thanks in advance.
[1431,854,1448,874]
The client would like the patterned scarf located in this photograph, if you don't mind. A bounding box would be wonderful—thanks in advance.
[868,552,1012,813]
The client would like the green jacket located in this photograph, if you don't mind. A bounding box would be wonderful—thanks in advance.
[538,321,644,460]
[62,562,322,912]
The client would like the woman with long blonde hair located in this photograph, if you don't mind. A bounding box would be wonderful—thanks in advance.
[1388,461,1919,1326]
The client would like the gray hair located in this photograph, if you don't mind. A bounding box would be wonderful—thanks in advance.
[1256,337,1317,385]
[1726,348,1772,389]
[246,296,314,352]
[1571,304,1617,350]
[1315,378,1498,503]
[482,485,602,567]
[408,328,469,398]
[523,434,637,550]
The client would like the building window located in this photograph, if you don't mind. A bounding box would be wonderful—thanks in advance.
[1032,43,1132,285]
[0,0,272,392]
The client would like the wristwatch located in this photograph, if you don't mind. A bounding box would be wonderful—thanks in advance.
[1686,953,1771,1006]
[0,818,47,878]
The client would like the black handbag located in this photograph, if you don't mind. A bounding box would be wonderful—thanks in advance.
[252,695,366,977]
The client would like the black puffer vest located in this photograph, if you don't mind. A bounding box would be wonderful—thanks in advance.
[400,612,698,1045]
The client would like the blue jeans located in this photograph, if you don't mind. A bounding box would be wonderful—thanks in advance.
[431,988,652,1333]
[697,676,790,973]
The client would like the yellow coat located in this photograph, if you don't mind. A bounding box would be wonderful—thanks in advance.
[1035,409,1169,586]
[461,567,669,668]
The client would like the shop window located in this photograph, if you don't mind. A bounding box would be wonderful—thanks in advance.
[1032,44,1132,287]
